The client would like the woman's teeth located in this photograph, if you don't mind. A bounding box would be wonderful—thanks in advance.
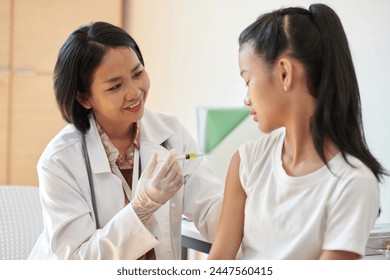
[128,100,141,108]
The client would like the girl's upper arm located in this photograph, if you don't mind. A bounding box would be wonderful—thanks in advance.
[208,150,246,259]
[319,250,360,260]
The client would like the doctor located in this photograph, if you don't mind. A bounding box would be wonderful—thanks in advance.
[28,22,223,260]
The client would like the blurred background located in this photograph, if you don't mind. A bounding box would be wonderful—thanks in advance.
[1,0,389,224]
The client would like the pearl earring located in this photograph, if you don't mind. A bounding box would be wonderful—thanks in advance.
[284,85,289,92]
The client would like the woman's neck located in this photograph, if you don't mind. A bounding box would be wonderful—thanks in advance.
[98,119,136,157]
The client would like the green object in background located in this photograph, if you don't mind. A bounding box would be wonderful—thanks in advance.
[201,107,249,153]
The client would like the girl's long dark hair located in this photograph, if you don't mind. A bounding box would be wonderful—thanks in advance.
[239,3,388,181]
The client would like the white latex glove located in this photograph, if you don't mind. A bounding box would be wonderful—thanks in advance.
[131,149,184,224]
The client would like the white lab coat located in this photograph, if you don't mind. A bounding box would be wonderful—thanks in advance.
[28,109,223,259]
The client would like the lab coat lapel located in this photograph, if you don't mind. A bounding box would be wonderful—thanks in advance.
[84,115,112,174]
[138,109,175,259]
[83,115,123,226]
[138,109,175,172]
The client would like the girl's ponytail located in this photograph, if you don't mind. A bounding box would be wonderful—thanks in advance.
[308,3,387,181]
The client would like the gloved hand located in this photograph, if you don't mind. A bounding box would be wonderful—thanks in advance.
[131,149,184,225]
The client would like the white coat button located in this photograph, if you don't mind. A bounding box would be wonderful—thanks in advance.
[171,202,176,208]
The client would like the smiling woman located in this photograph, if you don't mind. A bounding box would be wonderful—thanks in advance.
[27,21,223,260]
[76,47,149,146]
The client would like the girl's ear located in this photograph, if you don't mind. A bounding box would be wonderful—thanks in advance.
[278,58,293,92]
[75,92,92,109]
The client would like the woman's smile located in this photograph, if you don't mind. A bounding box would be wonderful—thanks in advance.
[124,98,143,113]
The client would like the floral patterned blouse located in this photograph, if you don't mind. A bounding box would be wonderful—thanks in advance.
[96,121,140,205]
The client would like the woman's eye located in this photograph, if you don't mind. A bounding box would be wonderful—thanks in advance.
[245,81,250,87]
[133,70,143,79]
[108,84,121,91]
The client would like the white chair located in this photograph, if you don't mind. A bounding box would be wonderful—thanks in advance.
[0,185,43,259]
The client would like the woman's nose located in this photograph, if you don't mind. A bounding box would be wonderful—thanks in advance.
[125,83,141,100]
[244,94,251,106]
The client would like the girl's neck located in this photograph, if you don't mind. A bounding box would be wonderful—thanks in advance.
[281,125,339,176]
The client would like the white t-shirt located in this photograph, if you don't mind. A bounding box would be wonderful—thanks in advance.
[239,127,380,259]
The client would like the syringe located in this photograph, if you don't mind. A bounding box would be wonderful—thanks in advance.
[157,153,211,162]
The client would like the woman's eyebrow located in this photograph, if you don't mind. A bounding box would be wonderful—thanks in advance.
[131,62,142,73]
[103,76,121,84]
[103,63,143,84]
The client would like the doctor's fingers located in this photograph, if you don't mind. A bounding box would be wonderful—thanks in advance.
[165,163,184,188]
[159,170,184,192]
[162,160,183,181]
[171,169,184,190]
[151,157,182,182]
[152,161,182,187]
[154,151,179,180]
[143,152,158,178]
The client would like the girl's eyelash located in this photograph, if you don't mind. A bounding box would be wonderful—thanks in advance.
[245,81,250,87]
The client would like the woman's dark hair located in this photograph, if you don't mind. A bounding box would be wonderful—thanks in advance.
[239,3,388,181]
[54,21,144,133]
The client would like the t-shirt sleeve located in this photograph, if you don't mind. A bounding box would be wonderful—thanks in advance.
[322,174,380,257]
[238,129,283,194]
[238,141,256,192]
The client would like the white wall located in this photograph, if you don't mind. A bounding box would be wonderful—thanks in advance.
[126,0,390,223]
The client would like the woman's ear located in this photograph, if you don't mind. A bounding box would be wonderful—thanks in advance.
[278,58,293,92]
[76,92,92,109]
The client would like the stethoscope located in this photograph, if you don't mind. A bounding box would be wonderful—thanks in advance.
[81,133,100,229]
